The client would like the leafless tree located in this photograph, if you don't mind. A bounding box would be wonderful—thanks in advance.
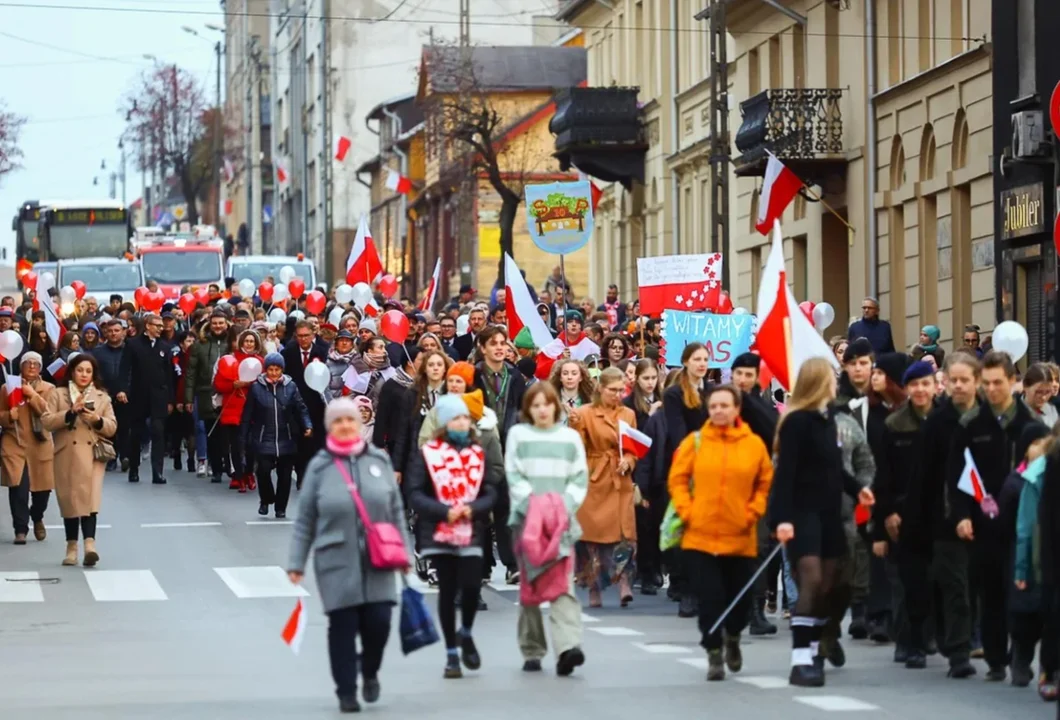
[0,101,26,181]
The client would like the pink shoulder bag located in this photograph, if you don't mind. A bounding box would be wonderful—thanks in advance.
[333,458,409,571]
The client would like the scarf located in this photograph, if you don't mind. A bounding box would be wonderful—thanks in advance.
[326,433,366,457]
[421,438,485,547]
[328,347,357,364]
[362,351,389,371]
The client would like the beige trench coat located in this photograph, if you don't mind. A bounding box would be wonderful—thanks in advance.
[0,380,56,492]
[568,404,637,545]
[41,385,117,519]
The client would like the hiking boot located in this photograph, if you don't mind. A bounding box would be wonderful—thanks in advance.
[62,541,78,566]
[723,634,743,673]
[33,520,46,541]
[706,649,725,681]
[556,646,585,677]
[749,605,777,636]
[82,538,99,567]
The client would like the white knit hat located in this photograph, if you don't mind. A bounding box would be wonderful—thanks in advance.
[324,397,361,430]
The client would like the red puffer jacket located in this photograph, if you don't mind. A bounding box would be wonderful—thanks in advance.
[213,351,264,426]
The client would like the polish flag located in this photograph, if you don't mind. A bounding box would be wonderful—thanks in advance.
[275,161,289,187]
[5,375,23,407]
[34,272,66,350]
[957,448,986,502]
[504,253,552,349]
[222,157,234,184]
[753,220,837,390]
[578,171,603,211]
[535,336,600,379]
[418,258,441,312]
[755,153,803,236]
[363,299,381,318]
[619,419,652,459]
[223,199,233,217]
[385,168,413,195]
[636,253,723,316]
[281,598,307,655]
[345,215,383,286]
[46,358,66,383]
[334,136,352,162]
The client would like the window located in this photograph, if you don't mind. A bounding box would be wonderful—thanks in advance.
[769,35,781,89]
[791,234,807,302]
[141,251,223,285]
[748,48,760,96]
[750,246,763,299]
[60,263,144,292]
[793,25,806,89]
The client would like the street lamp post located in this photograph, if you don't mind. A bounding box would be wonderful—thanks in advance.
[183,25,225,229]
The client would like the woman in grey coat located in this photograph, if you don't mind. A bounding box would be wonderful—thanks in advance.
[325,330,358,401]
[287,397,413,714]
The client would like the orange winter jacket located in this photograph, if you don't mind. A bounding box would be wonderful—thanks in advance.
[667,419,773,558]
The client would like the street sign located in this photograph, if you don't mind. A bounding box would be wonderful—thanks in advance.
[1051,80,1060,135]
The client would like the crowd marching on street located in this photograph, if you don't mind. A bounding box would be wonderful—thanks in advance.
[4,253,1060,716]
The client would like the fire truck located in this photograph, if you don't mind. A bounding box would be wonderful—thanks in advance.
[131,226,225,300]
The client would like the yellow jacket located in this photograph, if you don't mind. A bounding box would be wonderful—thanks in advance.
[667,419,773,558]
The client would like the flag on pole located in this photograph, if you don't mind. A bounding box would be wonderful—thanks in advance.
[345,215,384,286]
[418,258,441,312]
[46,358,66,383]
[222,157,234,184]
[755,153,804,236]
[578,171,603,211]
[753,220,837,390]
[385,168,413,195]
[281,598,307,655]
[504,253,552,350]
[35,272,66,351]
[619,419,652,459]
[275,161,289,187]
[334,136,352,162]
[5,374,23,407]
[957,448,985,503]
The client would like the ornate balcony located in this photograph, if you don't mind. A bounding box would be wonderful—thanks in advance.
[733,88,845,178]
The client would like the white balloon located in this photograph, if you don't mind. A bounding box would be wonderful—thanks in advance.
[304,360,330,394]
[0,329,23,359]
[328,307,345,327]
[238,278,256,298]
[351,282,373,309]
[991,321,1029,363]
[334,283,354,305]
[731,306,749,315]
[59,285,77,304]
[456,315,470,335]
[360,318,377,334]
[279,265,296,285]
[272,283,290,302]
[812,302,836,332]
[268,308,287,324]
[39,272,55,292]
[216,298,229,305]
[238,356,263,383]
[289,310,305,321]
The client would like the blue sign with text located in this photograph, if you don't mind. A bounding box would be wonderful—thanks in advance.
[661,311,754,369]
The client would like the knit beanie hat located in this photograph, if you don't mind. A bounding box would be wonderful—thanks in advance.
[843,337,874,364]
[324,396,359,430]
[435,394,470,427]
[901,360,935,386]
[264,352,285,370]
[565,309,584,324]
[20,351,42,367]
[447,361,476,388]
[461,389,485,422]
[875,352,911,387]
[513,327,536,350]
[920,325,941,344]
[352,395,374,416]
[731,352,760,371]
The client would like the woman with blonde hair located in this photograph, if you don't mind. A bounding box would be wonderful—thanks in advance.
[569,366,638,608]
[770,357,875,687]
[549,359,594,418]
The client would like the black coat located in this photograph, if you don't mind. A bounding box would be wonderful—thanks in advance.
[281,342,328,437]
[240,375,312,457]
[453,333,475,362]
[740,389,779,449]
[91,343,130,396]
[874,402,927,543]
[125,334,176,417]
[901,398,965,553]
[472,362,526,451]
[372,379,416,471]
[632,409,669,501]
[661,381,709,461]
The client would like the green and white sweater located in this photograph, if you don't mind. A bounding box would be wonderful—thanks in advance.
[505,423,589,551]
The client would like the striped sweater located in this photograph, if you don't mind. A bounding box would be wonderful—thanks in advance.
[505,423,589,548]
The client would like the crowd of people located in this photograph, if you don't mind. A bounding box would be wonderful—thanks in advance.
[2,271,1058,715]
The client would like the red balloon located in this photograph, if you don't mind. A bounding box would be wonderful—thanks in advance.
[217,354,239,381]
[716,291,734,315]
[193,287,210,306]
[178,292,198,316]
[305,289,327,316]
[21,271,37,290]
[134,286,149,308]
[758,360,774,392]
[798,301,816,323]
[288,278,306,300]
[70,280,87,300]
[258,282,274,302]
[143,291,165,313]
[378,274,398,299]
[379,309,410,344]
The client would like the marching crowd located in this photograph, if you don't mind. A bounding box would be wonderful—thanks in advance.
[3,269,1060,715]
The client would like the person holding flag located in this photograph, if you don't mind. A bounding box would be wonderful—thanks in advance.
[666,384,773,681]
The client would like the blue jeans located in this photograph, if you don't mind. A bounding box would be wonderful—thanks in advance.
[193,398,207,461]
[782,547,799,606]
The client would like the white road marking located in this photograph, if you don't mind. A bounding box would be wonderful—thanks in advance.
[215,566,310,599]
[245,520,294,526]
[141,522,222,528]
[44,524,111,530]
[679,657,709,670]
[84,570,168,602]
[588,626,643,637]
[794,696,880,711]
[734,675,790,689]
[580,613,600,623]
[632,642,692,654]
[0,572,46,602]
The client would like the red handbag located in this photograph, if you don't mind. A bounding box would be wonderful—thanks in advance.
[334,458,409,571]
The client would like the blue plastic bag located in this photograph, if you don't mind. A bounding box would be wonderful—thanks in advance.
[400,580,439,655]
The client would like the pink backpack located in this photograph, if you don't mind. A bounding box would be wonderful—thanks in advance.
[334,458,409,571]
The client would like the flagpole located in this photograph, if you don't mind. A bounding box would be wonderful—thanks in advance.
[559,254,569,348]
[800,182,856,235]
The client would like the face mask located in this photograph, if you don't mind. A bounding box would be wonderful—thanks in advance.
[447,429,471,446]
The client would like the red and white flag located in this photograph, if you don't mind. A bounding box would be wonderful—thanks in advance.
[418,258,441,312]
[5,375,23,407]
[34,272,66,350]
[504,253,552,349]
[334,136,352,162]
[957,448,986,502]
[222,157,234,184]
[578,171,603,211]
[636,253,723,316]
[619,419,652,459]
[46,358,66,382]
[345,215,383,286]
[275,161,289,187]
[755,153,803,236]
[385,168,413,195]
[754,220,837,390]
[281,598,307,655]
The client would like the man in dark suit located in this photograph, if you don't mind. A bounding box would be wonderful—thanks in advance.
[125,313,176,484]
[453,306,488,361]
[282,319,327,487]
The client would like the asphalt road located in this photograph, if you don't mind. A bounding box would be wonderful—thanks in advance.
[0,466,1055,719]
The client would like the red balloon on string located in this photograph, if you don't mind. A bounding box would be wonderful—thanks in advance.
[379,309,410,344]
[288,277,306,300]
[378,274,398,299]
[305,290,327,316]
[217,354,239,381]
[798,301,815,323]
[134,286,149,308]
[193,287,210,306]
[21,271,37,290]
[258,282,274,302]
[70,280,87,299]
[178,292,198,316]
[716,291,734,315]
[143,291,166,313]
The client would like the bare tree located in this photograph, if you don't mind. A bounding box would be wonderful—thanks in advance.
[0,101,26,181]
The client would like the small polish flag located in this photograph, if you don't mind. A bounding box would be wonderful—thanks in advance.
[34,273,66,350]
[385,168,412,195]
[619,419,652,459]
[957,448,986,503]
[46,358,66,382]
[275,161,289,187]
[363,299,380,318]
[5,375,23,407]
[418,258,441,312]
[535,336,600,379]
[345,215,383,286]
[281,598,307,655]
[755,153,804,236]
[334,136,352,162]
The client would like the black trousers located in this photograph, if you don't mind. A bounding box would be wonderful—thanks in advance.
[257,454,295,512]
[433,554,483,648]
[221,424,248,477]
[166,409,194,457]
[129,411,166,478]
[1011,596,1059,676]
[64,513,97,541]
[903,540,971,660]
[327,602,393,699]
[112,400,131,461]
[974,541,1010,669]
[686,550,753,650]
[481,477,516,574]
[636,500,665,583]
[8,467,49,536]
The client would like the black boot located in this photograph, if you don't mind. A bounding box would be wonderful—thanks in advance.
[789,663,825,687]
[678,594,698,618]
[848,604,867,639]
[748,601,778,636]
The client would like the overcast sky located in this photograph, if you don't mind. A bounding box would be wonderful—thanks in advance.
[0,0,224,247]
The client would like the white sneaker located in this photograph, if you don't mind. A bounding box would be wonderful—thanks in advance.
[196,460,207,478]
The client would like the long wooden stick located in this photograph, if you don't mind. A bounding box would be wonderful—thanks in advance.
[801,183,855,234]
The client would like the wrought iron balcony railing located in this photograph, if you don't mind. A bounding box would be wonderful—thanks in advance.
[734,88,844,176]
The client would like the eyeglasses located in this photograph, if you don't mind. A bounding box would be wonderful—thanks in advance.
[603,386,624,395]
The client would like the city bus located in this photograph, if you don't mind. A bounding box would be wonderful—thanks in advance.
[37,200,132,262]
[11,199,50,279]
